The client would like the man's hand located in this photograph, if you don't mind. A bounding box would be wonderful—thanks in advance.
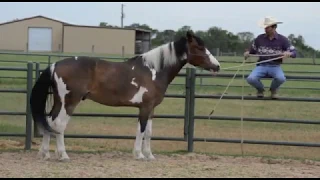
[282,51,292,59]
[243,51,250,60]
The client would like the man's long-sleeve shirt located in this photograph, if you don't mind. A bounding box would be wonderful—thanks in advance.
[249,32,297,66]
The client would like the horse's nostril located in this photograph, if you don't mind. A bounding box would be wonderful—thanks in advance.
[217,65,220,71]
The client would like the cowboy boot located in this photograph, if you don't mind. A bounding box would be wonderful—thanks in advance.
[256,90,264,98]
[270,89,279,99]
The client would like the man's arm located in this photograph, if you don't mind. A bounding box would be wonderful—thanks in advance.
[244,38,258,59]
[249,38,258,54]
[283,38,297,58]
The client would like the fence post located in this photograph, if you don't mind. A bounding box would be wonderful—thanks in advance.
[187,68,196,152]
[25,62,33,150]
[184,68,191,141]
[35,62,40,80]
[122,46,125,60]
[200,68,203,86]
[216,48,220,57]
[48,55,51,66]
[34,63,40,137]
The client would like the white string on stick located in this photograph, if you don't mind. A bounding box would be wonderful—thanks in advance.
[208,53,287,156]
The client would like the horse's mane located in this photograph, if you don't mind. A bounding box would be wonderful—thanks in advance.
[134,37,188,72]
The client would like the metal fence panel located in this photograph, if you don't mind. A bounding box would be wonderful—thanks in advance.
[0,56,319,154]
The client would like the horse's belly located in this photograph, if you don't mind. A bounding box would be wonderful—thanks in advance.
[87,85,141,107]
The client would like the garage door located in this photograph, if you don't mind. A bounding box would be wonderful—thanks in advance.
[28,27,52,51]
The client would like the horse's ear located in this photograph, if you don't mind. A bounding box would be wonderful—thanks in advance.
[186,30,193,42]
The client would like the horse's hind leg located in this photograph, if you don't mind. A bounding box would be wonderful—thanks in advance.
[55,133,69,162]
[37,130,51,160]
[53,92,82,162]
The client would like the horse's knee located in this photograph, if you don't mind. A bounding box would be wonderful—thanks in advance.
[138,110,151,133]
[139,120,147,134]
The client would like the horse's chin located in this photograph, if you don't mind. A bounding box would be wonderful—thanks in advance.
[210,69,218,76]
[202,67,219,76]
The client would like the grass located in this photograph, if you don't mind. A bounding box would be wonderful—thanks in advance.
[0,52,320,161]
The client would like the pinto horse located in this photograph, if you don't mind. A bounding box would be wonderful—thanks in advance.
[30,30,220,161]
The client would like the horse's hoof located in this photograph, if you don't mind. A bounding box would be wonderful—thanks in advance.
[135,156,146,160]
[143,152,156,161]
[134,152,146,160]
[41,155,51,161]
[56,151,70,162]
[146,154,155,161]
[58,157,70,162]
[37,151,50,161]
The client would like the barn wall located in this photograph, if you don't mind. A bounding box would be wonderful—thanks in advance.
[0,17,63,52]
[63,25,136,55]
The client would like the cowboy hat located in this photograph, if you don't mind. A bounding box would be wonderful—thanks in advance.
[257,16,283,28]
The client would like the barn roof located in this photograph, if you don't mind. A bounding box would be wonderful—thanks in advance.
[0,15,151,33]
[0,15,72,26]
[64,24,152,33]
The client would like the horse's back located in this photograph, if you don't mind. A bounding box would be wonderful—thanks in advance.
[52,56,104,93]
[55,56,98,71]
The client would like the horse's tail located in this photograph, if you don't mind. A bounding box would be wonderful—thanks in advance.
[30,64,60,134]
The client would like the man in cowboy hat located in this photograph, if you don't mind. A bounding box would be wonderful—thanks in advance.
[244,16,297,99]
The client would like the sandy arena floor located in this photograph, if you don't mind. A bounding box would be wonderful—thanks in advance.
[0,151,319,178]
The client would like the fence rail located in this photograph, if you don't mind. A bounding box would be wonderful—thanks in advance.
[0,58,320,153]
[0,51,318,66]
[1,51,320,91]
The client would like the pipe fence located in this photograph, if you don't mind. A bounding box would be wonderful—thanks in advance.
[1,51,320,91]
[0,51,319,65]
[0,59,320,153]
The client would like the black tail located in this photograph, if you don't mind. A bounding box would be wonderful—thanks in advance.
[30,65,60,134]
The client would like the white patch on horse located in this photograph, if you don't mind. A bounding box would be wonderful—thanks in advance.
[132,66,135,70]
[206,48,220,67]
[150,68,156,81]
[133,121,145,159]
[145,64,156,81]
[141,42,180,72]
[131,78,138,87]
[143,119,155,159]
[182,53,187,60]
[50,63,55,77]
[47,72,71,134]
[75,56,78,60]
[37,132,51,160]
[55,134,69,161]
[129,86,148,104]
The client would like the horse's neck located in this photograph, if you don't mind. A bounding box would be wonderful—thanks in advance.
[126,56,186,84]
[126,43,187,88]
[158,59,187,86]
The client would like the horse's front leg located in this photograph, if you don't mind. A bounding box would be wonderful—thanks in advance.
[133,106,154,160]
[37,130,51,160]
[142,109,155,160]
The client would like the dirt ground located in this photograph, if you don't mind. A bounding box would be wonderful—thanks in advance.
[0,151,319,178]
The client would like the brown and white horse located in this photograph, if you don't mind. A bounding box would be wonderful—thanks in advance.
[30,30,220,161]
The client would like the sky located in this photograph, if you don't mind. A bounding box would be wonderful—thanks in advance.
[0,2,319,50]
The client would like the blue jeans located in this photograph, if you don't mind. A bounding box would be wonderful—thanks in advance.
[246,65,286,92]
